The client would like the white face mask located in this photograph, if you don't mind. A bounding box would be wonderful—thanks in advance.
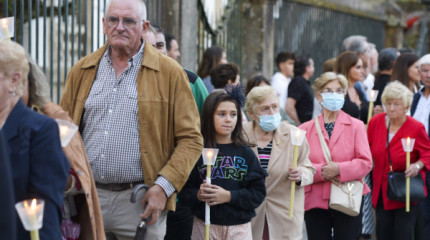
[258,113,282,132]
[321,93,345,111]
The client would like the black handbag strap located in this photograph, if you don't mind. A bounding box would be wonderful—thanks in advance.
[387,122,393,171]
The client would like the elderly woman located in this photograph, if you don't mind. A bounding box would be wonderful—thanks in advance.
[0,40,70,239]
[22,57,105,240]
[368,81,430,240]
[299,72,372,240]
[244,86,315,240]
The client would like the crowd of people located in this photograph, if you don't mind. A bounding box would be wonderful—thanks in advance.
[1,0,430,240]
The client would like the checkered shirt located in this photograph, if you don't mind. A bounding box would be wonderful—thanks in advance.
[81,43,175,197]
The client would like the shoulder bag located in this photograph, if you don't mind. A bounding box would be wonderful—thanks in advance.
[386,122,425,202]
[314,118,363,216]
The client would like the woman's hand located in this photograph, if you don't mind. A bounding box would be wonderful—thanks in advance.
[321,161,340,181]
[197,182,231,206]
[288,167,302,183]
[405,161,422,178]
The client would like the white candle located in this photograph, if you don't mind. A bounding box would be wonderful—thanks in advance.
[59,125,71,144]
[1,19,10,40]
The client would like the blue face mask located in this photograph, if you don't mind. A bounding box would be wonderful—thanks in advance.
[321,93,345,111]
[258,113,282,132]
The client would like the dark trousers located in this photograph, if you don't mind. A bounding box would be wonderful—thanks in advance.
[305,208,362,240]
[421,172,430,240]
[164,196,193,240]
[375,196,419,240]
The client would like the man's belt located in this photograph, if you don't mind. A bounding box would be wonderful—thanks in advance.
[95,181,144,191]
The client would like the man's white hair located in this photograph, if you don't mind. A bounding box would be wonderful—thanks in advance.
[418,54,430,70]
[341,35,368,55]
[105,0,147,21]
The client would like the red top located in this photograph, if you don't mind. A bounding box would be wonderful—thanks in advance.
[368,113,430,210]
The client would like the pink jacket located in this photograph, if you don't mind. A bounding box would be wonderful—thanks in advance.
[299,111,373,211]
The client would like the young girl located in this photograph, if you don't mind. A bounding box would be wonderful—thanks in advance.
[182,90,267,240]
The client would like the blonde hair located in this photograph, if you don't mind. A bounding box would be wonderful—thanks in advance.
[381,80,413,108]
[0,40,29,97]
[313,72,348,96]
[245,86,279,114]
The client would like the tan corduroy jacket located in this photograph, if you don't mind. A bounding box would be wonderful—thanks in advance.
[244,121,315,240]
[60,43,203,211]
[42,102,105,240]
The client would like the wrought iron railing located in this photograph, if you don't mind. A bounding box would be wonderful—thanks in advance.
[0,0,161,103]
[274,0,387,81]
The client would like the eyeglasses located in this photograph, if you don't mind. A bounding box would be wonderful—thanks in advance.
[106,16,140,29]
[320,88,345,94]
[385,102,403,109]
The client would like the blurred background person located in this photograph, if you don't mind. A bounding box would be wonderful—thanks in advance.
[411,54,430,240]
[244,86,315,240]
[245,74,270,96]
[210,63,240,89]
[373,48,400,115]
[391,53,421,94]
[0,40,70,240]
[363,43,378,97]
[271,52,295,110]
[286,54,315,126]
[368,81,430,240]
[300,72,372,240]
[322,58,336,73]
[335,51,369,123]
[197,45,228,93]
[165,33,181,61]
[23,57,105,240]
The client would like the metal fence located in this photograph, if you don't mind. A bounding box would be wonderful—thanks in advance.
[0,0,161,103]
[274,0,386,81]
[216,0,241,68]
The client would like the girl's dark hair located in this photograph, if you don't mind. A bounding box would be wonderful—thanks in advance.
[245,74,270,96]
[197,45,225,79]
[391,53,420,90]
[201,91,251,148]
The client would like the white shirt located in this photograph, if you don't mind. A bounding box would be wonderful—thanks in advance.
[412,91,430,133]
[363,73,375,100]
[271,72,291,109]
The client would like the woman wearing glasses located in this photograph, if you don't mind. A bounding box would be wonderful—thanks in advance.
[368,81,430,240]
[299,72,372,240]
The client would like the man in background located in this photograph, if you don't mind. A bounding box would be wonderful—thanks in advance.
[271,52,295,110]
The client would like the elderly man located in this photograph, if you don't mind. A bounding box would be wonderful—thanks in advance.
[60,0,203,239]
[411,54,430,240]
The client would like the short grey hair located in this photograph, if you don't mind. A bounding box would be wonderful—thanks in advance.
[418,54,430,70]
[381,81,413,108]
[105,0,147,21]
[341,35,368,55]
[27,57,50,109]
